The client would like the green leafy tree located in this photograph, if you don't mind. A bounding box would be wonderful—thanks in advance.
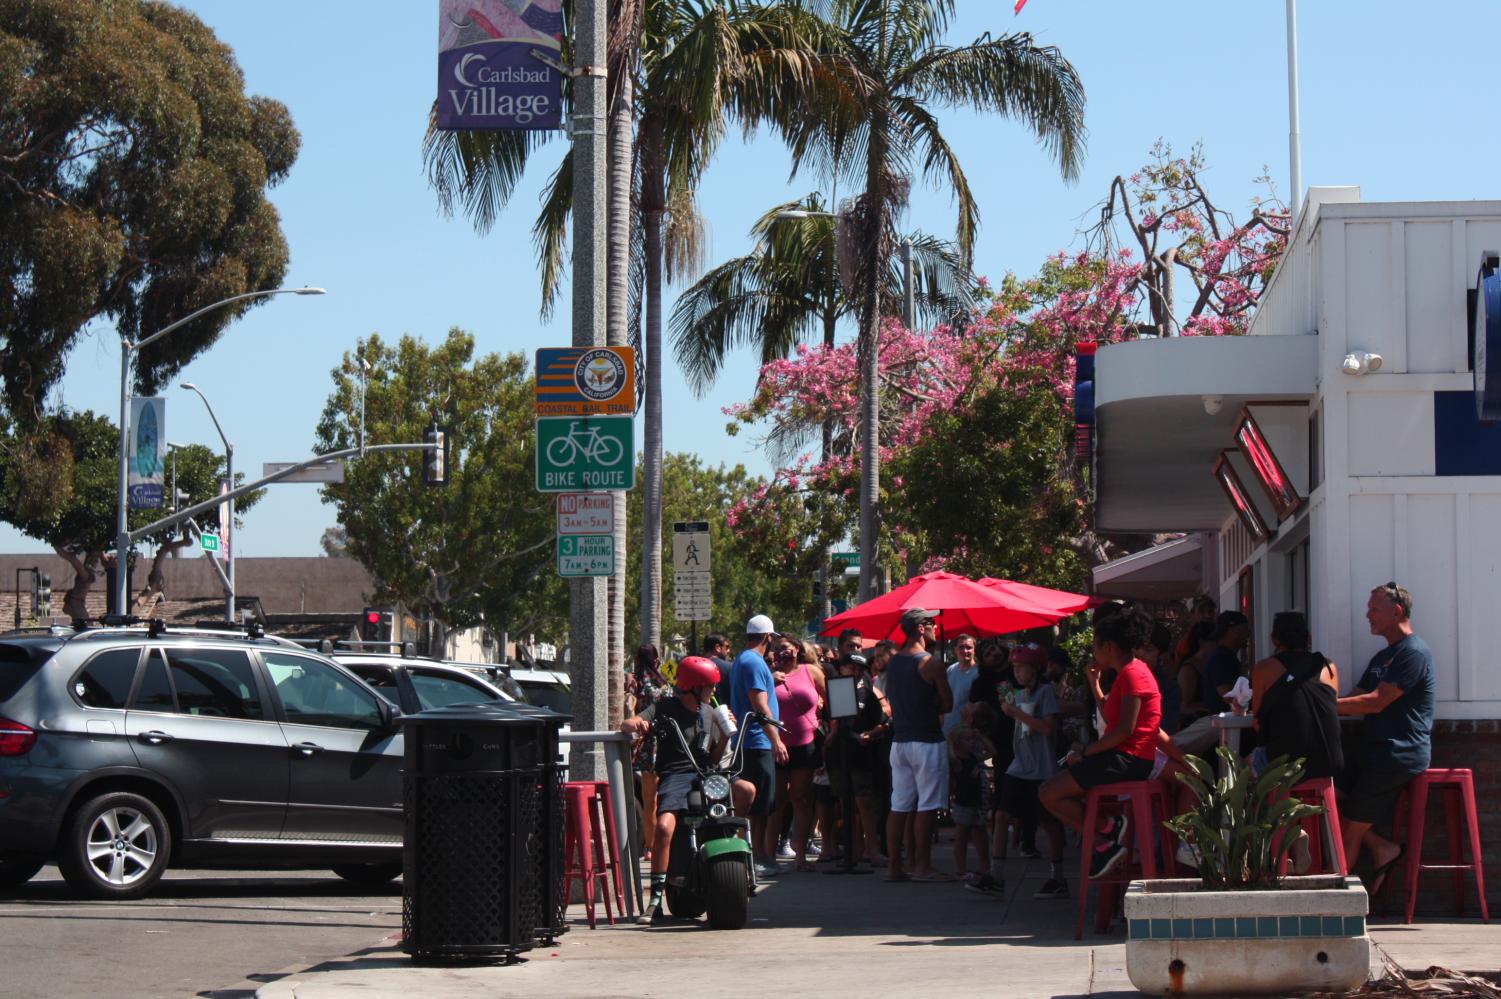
[625,452,834,647]
[0,412,260,620]
[890,383,1086,590]
[314,330,567,651]
[0,0,300,418]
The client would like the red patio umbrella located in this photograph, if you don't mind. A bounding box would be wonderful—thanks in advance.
[976,577,1103,617]
[819,571,1060,642]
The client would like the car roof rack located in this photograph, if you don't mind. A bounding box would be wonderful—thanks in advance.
[334,640,419,658]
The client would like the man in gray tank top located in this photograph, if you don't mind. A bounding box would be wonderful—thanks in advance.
[884,608,953,882]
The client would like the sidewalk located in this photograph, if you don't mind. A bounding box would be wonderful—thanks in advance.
[254,853,1499,999]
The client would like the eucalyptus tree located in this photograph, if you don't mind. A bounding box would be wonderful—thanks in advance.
[0,0,299,421]
[781,0,1086,600]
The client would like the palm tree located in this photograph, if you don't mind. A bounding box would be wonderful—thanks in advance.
[631,0,826,652]
[780,0,1086,601]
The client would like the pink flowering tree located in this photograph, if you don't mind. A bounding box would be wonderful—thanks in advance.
[727,148,1291,597]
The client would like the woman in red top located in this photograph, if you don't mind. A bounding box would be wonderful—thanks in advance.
[1040,605,1162,880]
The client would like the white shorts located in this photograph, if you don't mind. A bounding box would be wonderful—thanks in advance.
[890,740,949,813]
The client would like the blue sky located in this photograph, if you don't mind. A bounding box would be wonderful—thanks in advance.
[5,0,1496,557]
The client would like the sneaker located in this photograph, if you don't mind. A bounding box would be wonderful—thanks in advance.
[1097,814,1123,843]
[805,841,822,858]
[1089,842,1128,880]
[776,839,796,861]
[1033,877,1069,899]
[637,904,662,925]
[1016,845,1042,860]
[1175,840,1201,870]
[964,873,1005,897]
[755,860,784,880]
[1115,812,1132,846]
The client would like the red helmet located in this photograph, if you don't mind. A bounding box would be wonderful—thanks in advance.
[675,655,720,692]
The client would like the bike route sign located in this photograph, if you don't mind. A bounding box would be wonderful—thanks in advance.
[557,534,615,577]
[535,415,635,492]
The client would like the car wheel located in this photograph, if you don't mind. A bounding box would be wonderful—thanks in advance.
[0,856,44,890]
[331,862,403,886]
[58,791,171,900]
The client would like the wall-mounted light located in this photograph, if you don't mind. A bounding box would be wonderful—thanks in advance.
[1341,350,1384,376]
[1202,395,1224,416]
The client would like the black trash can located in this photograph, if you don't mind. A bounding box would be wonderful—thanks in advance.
[400,703,568,961]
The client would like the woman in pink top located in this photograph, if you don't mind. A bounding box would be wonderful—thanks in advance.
[762,636,825,871]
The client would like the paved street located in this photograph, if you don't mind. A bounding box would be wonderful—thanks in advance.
[0,866,401,999]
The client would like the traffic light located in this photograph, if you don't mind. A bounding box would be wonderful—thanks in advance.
[361,608,383,642]
[36,574,50,616]
[424,424,447,487]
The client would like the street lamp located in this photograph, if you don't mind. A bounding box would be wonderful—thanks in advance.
[166,441,189,515]
[114,287,325,617]
[181,383,235,623]
[772,209,914,602]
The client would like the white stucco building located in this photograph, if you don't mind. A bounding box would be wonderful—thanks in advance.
[1089,188,1501,910]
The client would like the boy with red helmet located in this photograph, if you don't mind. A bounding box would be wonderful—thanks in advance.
[621,655,746,922]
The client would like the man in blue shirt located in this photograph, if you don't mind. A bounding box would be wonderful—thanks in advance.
[730,614,786,879]
[1338,582,1436,893]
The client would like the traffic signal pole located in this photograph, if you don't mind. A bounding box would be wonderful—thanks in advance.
[567,0,610,783]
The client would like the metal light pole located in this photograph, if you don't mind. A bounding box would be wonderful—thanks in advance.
[181,383,235,623]
[113,287,324,617]
[166,442,188,514]
[568,0,609,782]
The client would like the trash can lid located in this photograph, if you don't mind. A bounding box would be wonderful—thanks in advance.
[398,702,555,726]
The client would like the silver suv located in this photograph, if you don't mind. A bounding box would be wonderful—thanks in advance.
[0,626,406,899]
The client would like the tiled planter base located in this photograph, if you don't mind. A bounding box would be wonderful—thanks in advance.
[1124,876,1370,995]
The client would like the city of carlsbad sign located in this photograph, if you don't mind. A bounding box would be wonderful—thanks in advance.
[437,0,563,131]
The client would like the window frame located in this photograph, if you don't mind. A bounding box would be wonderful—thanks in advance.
[406,667,500,711]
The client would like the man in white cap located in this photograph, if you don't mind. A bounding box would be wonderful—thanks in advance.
[731,613,787,879]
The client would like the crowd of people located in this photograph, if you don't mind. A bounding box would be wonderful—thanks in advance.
[621,580,1436,923]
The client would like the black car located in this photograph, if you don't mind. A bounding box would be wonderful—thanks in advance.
[0,627,405,899]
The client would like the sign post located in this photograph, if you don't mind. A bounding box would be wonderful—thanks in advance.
[672,522,712,630]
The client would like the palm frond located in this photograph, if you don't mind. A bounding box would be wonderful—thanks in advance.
[422,105,558,235]
[533,148,574,321]
[899,33,1086,182]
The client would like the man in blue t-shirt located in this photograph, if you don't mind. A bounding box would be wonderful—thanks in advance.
[730,614,785,878]
[1338,582,1436,892]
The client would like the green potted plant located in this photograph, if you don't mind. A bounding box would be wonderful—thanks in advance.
[1124,747,1371,996]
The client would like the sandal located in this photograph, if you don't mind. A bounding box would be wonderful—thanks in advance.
[1368,848,1403,896]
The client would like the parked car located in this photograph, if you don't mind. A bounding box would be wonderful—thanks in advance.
[327,652,517,714]
[0,626,407,899]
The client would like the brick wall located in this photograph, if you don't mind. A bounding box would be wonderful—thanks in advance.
[1387,720,1500,918]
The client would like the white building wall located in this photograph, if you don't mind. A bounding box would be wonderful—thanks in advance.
[1297,207,1501,718]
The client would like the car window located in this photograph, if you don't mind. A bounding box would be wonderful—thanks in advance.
[517,679,572,715]
[165,648,263,720]
[132,652,176,713]
[348,666,401,706]
[71,648,141,709]
[263,653,383,731]
[410,670,497,710]
[0,643,50,701]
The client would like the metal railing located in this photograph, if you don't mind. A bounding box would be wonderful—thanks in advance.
[559,730,643,918]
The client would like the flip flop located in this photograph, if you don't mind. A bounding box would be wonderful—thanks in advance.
[883,872,911,882]
[1368,847,1403,896]
[910,872,955,883]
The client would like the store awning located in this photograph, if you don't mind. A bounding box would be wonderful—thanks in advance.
[1094,334,1318,532]
[1091,535,1204,601]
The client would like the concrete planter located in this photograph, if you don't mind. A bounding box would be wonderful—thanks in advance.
[1124,875,1369,996]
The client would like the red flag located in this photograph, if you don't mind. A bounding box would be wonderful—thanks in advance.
[1014,0,1028,13]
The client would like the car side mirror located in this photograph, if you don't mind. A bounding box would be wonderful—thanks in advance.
[379,699,402,731]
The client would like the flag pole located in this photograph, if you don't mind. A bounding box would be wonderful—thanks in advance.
[1286,0,1303,217]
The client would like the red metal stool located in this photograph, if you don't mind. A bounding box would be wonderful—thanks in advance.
[563,780,625,927]
[1276,777,1347,877]
[1075,779,1179,940]
[1390,769,1489,924]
